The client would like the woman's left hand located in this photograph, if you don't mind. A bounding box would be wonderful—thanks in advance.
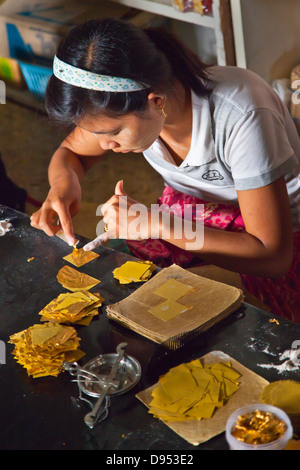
[83,180,156,251]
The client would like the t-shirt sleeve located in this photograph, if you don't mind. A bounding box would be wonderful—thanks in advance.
[226,107,299,190]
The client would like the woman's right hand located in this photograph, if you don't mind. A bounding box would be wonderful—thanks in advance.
[30,126,107,246]
[30,179,81,246]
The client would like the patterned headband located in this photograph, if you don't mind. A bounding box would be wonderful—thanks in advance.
[53,55,148,92]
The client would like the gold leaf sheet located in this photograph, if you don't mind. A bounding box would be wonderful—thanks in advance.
[153,279,193,300]
[149,299,192,322]
[63,247,100,267]
[57,265,100,292]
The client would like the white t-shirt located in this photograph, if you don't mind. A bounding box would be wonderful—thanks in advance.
[143,66,300,231]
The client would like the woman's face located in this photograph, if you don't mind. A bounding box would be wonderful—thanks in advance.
[78,95,165,154]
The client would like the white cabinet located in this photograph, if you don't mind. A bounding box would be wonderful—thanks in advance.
[109,0,236,66]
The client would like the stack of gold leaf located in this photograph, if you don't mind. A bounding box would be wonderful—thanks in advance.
[113,260,156,284]
[148,359,241,422]
[39,290,104,325]
[260,380,300,434]
[9,322,84,378]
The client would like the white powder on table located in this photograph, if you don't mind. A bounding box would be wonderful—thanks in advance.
[0,219,12,236]
[258,348,300,373]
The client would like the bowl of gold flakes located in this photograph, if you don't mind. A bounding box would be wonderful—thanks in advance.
[226,403,293,450]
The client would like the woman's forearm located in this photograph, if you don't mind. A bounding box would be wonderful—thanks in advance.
[158,214,292,278]
[48,146,85,188]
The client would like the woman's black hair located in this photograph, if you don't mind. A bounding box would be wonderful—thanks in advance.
[46,17,212,130]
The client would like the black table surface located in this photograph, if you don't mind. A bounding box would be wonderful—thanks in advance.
[1,204,300,452]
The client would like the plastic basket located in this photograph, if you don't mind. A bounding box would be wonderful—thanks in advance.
[19,61,52,100]
[6,23,52,100]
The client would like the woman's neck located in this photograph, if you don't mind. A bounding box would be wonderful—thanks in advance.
[159,81,193,164]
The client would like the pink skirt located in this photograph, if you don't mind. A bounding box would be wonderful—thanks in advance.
[127,186,300,323]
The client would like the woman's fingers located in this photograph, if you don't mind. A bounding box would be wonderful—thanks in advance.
[30,207,58,236]
[57,216,76,246]
[83,232,110,251]
[115,179,126,196]
[100,181,126,216]
[84,181,148,251]
[30,200,76,246]
[83,212,116,251]
[30,209,41,229]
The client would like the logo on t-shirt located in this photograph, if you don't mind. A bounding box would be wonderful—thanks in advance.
[202,170,224,181]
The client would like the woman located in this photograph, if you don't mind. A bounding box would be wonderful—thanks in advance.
[31,18,300,322]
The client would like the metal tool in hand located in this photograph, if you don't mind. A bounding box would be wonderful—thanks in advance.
[83,342,128,429]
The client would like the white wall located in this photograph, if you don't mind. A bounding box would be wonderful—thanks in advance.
[239,0,300,83]
[170,19,218,65]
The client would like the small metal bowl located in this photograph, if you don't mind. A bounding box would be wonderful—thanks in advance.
[77,353,141,398]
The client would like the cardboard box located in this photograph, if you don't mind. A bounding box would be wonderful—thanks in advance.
[0,0,146,62]
[0,0,162,98]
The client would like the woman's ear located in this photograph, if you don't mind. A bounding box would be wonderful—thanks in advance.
[147,92,166,111]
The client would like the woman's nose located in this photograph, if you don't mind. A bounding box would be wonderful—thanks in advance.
[109,141,119,149]
[101,140,119,150]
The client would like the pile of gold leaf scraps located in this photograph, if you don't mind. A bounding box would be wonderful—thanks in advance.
[39,290,104,325]
[148,359,241,422]
[9,323,84,378]
[113,260,156,284]
[231,409,287,445]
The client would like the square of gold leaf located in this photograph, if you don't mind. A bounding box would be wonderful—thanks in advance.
[153,279,193,300]
[63,248,99,267]
[148,299,189,322]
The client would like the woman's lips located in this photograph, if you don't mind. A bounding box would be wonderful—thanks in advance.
[113,147,147,153]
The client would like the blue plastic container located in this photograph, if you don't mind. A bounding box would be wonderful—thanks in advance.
[6,22,52,100]
[19,61,52,100]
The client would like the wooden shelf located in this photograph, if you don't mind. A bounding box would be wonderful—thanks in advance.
[110,0,215,28]
[109,0,236,66]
